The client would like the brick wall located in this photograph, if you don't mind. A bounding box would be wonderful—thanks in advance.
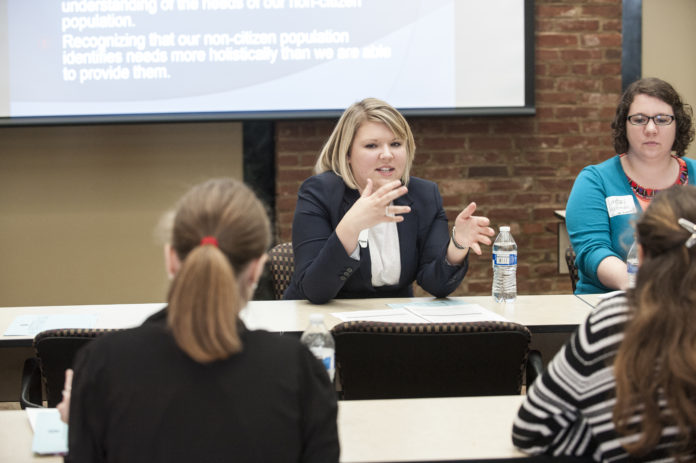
[275,0,623,296]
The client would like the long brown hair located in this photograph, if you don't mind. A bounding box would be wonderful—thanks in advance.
[613,185,696,457]
[166,179,270,363]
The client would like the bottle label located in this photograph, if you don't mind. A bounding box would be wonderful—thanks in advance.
[627,262,638,289]
[310,346,335,381]
[492,252,517,266]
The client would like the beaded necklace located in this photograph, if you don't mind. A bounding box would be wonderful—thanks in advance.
[624,155,688,200]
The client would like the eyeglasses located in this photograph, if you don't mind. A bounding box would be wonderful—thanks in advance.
[627,114,675,126]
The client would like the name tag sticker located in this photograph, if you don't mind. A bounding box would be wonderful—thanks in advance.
[606,195,637,218]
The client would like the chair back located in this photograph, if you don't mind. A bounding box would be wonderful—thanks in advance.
[268,242,294,300]
[332,320,531,400]
[565,246,578,292]
[22,328,120,408]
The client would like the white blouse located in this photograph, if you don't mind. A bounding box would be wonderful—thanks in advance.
[350,221,401,287]
[367,220,401,286]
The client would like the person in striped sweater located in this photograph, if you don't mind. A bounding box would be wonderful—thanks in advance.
[513,184,696,461]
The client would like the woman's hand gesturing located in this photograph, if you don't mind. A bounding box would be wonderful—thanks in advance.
[335,179,410,254]
[447,202,495,264]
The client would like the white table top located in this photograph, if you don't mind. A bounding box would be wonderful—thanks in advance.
[0,303,166,347]
[338,395,526,462]
[0,295,593,347]
[242,294,592,334]
[0,395,528,462]
[575,293,602,307]
[0,410,61,463]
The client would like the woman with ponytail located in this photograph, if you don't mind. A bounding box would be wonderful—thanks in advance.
[513,184,696,461]
[65,179,339,463]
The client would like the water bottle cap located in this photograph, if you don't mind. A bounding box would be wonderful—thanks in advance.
[309,313,325,323]
[499,226,510,232]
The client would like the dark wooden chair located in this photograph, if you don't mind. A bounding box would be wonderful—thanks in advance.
[268,242,294,300]
[565,246,579,292]
[331,320,543,400]
[20,328,121,408]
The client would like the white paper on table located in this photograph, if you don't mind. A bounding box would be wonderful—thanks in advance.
[403,304,509,323]
[387,299,466,309]
[331,308,429,323]
[26,407,44,431]
[332,303,509,324]
[4,314,98,336]
[27,408,68,455]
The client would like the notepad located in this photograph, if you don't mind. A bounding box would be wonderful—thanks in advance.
[27,408,68,455]
[4,314,98,336]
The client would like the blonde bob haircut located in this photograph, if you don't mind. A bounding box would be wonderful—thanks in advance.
[314,98,416,190]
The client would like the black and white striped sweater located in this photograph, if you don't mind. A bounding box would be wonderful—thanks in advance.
[512,293,691,462]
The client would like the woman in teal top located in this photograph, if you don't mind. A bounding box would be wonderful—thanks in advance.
[567,78,695,294]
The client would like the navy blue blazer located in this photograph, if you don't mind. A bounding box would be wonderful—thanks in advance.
[283,171,468,303]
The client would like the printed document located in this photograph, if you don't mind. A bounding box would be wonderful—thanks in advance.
[4,314,98,336]
[332,301,509,323]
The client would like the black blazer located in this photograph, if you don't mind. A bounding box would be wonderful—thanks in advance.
[284,171,468,303]
[66,309,339,463]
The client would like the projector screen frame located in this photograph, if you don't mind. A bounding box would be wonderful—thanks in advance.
[0,0,535,127]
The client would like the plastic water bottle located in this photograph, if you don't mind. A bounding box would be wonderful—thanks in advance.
[300,314,335,381]
[492,226,517,303]
[626,241,639,289]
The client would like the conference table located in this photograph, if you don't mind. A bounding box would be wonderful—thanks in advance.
[0,294,597,403]
[0,395,527,462]
[0,295,601,461]
[0,294,596,348]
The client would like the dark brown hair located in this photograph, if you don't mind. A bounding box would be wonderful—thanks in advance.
[167,179,270,363]
[613,185,696,458]
[611,77,694,156]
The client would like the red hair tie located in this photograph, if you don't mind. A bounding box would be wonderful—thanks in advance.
[200,236,218,247]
